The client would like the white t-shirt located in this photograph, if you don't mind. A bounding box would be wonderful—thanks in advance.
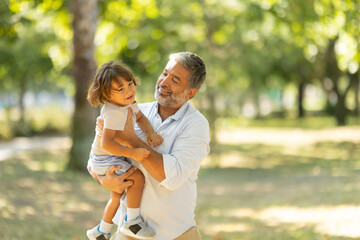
[90,101,139,156]
[113,101,210,240]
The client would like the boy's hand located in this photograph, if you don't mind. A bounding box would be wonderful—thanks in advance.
[147,134,163,148]
[132,148,150,162]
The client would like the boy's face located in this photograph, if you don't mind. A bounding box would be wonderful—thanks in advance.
[109,76,136,106]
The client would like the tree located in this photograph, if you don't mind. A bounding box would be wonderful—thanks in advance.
[67,0,98,171]
[0,1,54,135]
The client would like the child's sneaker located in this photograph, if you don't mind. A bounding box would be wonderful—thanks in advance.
[120,216,156,239]
[86,225,111,240]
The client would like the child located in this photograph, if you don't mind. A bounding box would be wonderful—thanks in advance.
[86,61,162,240]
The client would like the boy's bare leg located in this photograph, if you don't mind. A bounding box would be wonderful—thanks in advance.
[103,191,122,223]
[117,170,156,238]
[124,169,145,209]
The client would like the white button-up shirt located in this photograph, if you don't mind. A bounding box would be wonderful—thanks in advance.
[113,101,210,240]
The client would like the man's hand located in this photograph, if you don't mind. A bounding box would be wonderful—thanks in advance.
[97,165,137,193]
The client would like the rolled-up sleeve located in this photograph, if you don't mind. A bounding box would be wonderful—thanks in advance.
[160,118,210,191]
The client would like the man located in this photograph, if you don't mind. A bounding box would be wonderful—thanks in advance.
[94,52,210,240]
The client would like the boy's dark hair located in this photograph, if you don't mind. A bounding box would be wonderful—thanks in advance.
[87,61,139,106]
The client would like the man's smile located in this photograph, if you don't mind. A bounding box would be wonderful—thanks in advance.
[158,85,172,96]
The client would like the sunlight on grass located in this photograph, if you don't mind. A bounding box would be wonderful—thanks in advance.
[205,222,251,234]
[1,127,359,240]
[200,204,360,239]
[256,205,360,238]
[217,127,360,146]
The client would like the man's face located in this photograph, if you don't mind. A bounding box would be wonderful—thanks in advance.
[155,59,195,108]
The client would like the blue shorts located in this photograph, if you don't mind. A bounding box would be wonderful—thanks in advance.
[88,153,132,176]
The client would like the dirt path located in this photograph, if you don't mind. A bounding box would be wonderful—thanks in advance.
[1,126,359,161]
[0,135,72,161]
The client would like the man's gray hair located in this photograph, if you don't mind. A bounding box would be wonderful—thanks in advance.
[169,52,206,90]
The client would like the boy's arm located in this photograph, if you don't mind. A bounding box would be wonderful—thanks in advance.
[102,128,149,161]
[113,109,209,188]
[136,111,163,147]
[135,110,156,137]
[109,109,164,182]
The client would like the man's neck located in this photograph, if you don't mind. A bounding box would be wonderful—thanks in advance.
[158,103,184,121]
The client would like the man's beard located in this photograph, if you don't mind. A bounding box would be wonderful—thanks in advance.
[154,84,188,107]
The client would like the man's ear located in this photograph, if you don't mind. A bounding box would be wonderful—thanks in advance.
[187,89,198,100]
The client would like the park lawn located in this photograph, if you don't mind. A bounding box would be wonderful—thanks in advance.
[0,132,359,240]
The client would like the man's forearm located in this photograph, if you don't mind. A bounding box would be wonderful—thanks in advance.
[116,134,166,182]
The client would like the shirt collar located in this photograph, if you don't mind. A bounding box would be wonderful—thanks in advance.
[107,100,136,109]
[155,101,190,121]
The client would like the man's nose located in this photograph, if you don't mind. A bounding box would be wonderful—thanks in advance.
[160,75,171,87]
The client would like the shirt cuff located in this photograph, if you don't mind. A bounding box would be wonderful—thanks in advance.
[159,154,179,191]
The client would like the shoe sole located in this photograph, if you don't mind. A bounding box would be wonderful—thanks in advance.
[119,227,156,240]
[86,230,108,240]
[86,230,95,240]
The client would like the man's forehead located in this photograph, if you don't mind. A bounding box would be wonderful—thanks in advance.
[165,59,177,69]
[165,59,190,76]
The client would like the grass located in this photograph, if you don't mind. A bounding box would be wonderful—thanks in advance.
[197,141,360,240]
[0,126,360,239]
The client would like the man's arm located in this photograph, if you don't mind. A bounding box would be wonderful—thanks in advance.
[114,111,166,182]
[113,109,210,190]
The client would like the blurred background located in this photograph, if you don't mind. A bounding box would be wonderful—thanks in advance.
[0,0,359,239]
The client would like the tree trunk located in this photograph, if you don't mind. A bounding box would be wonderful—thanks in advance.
[325,36,347,126]
[297,80,306,118]
[208,90,218,152]
[67,0,98,172]
[17,76,30,136]
[333,73,355,126]
[351,71,359,117]
[335,95,346,125]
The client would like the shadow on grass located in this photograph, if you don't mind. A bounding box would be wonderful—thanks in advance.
[0,140,359,240]
[0,151,110,240]
[197,141,360,239]
[199,216,359,240]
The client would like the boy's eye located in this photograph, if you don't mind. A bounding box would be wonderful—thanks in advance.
[128,82,133,86]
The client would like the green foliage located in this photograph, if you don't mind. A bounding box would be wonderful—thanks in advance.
[0,105,71,139]
[0,0,359,137]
